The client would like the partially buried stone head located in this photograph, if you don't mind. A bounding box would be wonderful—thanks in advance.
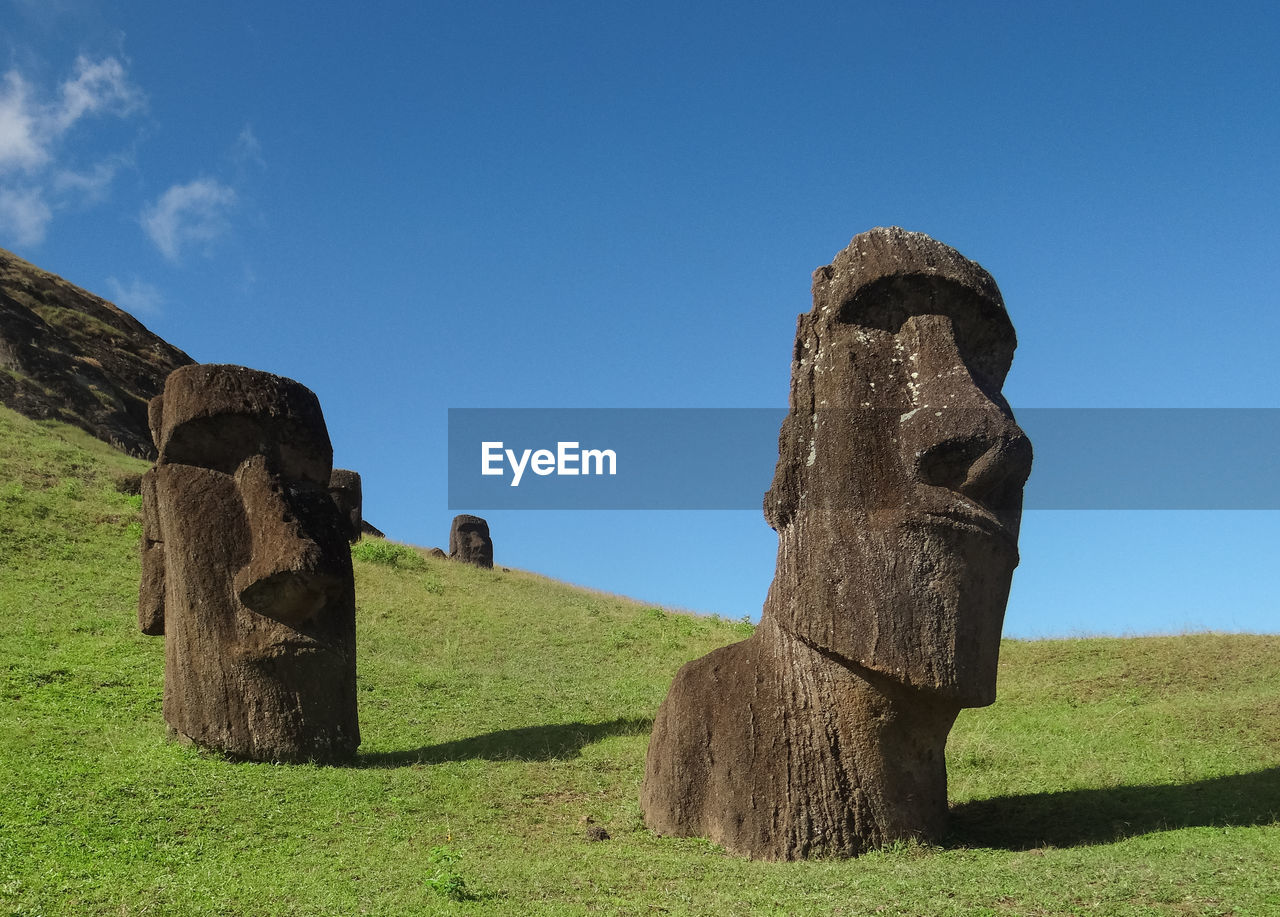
[139,363,359,763]
[641,227,1033,860]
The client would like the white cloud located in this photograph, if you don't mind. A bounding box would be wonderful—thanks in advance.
[0,57,142,176]
[53,56,143,132]
[0,56,143,248]
[104,275,163,316]
[0,185,53,246]
[0,71,46,173]
[53,156,126,203]
[231,124,265,168]
[141,177,237,261]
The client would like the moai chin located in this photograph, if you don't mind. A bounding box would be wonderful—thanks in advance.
[138,364,360,762]
[449,514,494,568]
[641,227,1033,859]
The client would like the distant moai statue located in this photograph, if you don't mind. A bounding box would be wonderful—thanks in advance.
[328,469,363,543]
[449,514,493,568]
[138,364,359,762]
[641,227,1033,859]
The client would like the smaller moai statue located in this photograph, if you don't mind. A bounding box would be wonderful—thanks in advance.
[328,469,363,543]
[137,464,165,636]
[139,363,360,763]
[449,514,493,568]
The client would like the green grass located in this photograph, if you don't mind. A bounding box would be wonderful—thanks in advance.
[351,537,430,570]
[0,403,1276,916]
[27,301,128,342]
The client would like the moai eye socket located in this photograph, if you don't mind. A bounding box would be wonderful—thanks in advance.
[153,364,333,485]
[837,275,1016,399]
[161,414,332,482]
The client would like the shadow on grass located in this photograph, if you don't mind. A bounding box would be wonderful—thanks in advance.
[948,766,1280,849]
[353,716,653,769]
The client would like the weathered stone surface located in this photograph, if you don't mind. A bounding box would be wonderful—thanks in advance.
[449,514,493,568]
[140,363,359,762]
[0,246,194,458]
[328,469,363,543]
[137,468,165,636]
[641,227,1033,860]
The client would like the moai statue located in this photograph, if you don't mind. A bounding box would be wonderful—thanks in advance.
[138,364,360,762]
[328,469,363,543]
[137,459,165,637]
[641,227,1033,860]
[449,514,493,568]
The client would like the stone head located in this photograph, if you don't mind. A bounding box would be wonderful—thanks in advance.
[763,228,1032,707]
[139,363,358,760]
[449,513,494,568]
[328,469,363,544]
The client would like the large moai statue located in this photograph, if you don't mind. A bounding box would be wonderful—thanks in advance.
[138,364,360,762]
[641,227,1033,860]
[449,514,494,568]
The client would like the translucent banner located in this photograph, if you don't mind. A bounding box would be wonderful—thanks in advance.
[447,408,1280,510]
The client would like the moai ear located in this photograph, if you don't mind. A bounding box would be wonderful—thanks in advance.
[137,467,165,636]
[147,393,164,453]
[763,412,802,531]
[763,313,814,532]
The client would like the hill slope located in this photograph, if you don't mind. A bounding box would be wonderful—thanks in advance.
[0,404,1277,916]
[0,247,193,458]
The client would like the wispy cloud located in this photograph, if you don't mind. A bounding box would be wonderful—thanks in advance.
[52,56,143,132]
[0,55,144,248]
[0,71,46,173]
[104,275,164,316]
[53,154,129,203]
[0,185,53,246]
[141,177,237,261]
[231,124,265,169]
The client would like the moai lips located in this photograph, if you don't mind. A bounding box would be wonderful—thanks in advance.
[642,228,1033,859]
[138,364,359,763]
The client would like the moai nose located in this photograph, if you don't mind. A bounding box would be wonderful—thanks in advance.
[904,410,1033,533]
[232,454,351,627]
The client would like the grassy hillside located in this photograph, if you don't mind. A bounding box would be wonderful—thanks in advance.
[0,403,1276,916]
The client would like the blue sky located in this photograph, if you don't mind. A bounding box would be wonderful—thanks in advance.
[2,1,1276,636]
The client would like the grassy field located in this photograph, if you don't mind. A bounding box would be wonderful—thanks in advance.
[0,403,1276,916]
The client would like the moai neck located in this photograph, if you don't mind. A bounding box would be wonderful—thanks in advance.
[751,615,960,857]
